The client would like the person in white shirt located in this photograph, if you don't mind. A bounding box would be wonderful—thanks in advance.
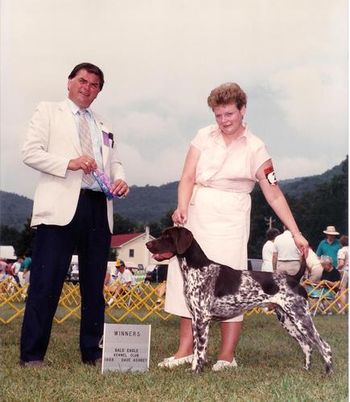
[115,260,136,286]
[107,260,135,305]
[273,228,301,275]
[11,257,24,286]
[261,228,280,272]
[337,235,348,308]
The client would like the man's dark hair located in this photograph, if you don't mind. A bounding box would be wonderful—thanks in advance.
[266,228,280,241]
[68,62,104,90]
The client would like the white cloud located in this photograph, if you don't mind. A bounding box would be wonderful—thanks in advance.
[0,0,347,199]
[274,156,337,181]
[114,112,178,141]
[268,65,348,140]
[118,140,188,186]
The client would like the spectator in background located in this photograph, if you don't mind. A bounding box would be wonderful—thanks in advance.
[17,258,26,287]
[107,260,135,305]
[272,227,301,275]
[319,255,341,286]
[316,226,341,269]
[337,235,348,307]
[261,228,280,272]
[21,254,32,285]
[11,256,24,286]
[0,259,8,281]
[115,259,136,286]
[307,255,342,313]
[0,259,17,292]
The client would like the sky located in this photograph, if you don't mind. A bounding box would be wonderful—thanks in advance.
[0,0,348,200]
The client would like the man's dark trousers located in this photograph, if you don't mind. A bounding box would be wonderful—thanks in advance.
[20,190,111,363]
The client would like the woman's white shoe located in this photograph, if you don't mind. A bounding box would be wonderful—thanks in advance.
[158,354,194,368]
[212,358,238,371]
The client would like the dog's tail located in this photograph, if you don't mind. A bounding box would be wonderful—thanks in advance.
[289,255,307,282]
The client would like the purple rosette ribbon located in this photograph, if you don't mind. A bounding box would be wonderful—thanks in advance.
[92,169,121,200]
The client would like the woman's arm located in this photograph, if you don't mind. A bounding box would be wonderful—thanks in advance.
[172,145,200,225]
[257,159,309,254]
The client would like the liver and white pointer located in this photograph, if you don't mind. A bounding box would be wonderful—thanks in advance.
[146,226,333,374]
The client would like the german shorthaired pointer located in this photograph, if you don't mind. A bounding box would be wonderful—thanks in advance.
[146,227,333,374]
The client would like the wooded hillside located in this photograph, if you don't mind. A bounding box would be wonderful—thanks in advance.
[0,157,348,257]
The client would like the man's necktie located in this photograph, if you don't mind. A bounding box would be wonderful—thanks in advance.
[78,109,95,185]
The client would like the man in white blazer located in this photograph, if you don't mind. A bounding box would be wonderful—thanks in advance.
[20,63,129,367]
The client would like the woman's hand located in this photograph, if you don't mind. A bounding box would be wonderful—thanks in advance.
[293,232,309,257]
[172,208,187,225]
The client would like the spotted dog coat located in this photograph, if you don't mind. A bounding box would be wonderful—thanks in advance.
[146,227,333,374]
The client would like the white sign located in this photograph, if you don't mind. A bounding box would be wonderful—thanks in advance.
[101,323,151,373]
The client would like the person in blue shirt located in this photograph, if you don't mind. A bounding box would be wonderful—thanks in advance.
[316,225,341,269]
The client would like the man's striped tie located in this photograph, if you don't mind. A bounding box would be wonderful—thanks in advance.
[78,109,95,185]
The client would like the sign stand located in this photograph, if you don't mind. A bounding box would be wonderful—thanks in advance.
[101,323,151,373]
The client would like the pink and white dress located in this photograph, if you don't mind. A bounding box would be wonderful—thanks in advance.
[164,124,271,320]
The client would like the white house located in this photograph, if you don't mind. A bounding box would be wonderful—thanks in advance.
[110,226,156,269]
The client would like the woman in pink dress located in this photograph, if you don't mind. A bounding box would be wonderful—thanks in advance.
[160,82,309,371]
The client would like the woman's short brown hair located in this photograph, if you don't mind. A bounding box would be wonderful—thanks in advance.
[207,82,247,110]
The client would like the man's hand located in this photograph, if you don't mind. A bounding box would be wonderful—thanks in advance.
[68,155,97,173]
[111,179,129,198]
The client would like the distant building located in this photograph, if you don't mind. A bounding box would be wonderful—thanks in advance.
[110,226,155,269]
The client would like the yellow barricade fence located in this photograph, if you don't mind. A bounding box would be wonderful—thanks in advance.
[0,277,348,324]
[303,279,348,316]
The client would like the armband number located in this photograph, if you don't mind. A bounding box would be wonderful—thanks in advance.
[264,166,277,185]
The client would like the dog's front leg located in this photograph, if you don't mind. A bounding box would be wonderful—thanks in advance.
[191,320,199,371]
[191,317,210,373]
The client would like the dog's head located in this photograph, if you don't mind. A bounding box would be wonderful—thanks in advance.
[146,226,194,261]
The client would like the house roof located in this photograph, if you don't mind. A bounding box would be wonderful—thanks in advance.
[111,232,146,248]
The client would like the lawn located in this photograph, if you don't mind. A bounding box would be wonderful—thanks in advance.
[1,314,348,402]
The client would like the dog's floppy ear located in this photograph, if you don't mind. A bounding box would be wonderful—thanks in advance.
[169,227,193,254]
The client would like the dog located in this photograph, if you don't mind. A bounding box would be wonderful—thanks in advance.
[146,226,333,374]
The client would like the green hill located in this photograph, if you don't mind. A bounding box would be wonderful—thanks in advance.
[0,192,33,231]
[0,157,347,232]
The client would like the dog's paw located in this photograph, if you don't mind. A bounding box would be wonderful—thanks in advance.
[325,364,334,375]
[192,366,203,374]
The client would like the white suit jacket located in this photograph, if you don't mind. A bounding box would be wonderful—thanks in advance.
[22,100,125,232]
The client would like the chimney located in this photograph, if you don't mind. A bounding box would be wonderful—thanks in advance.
[144,225,151,268]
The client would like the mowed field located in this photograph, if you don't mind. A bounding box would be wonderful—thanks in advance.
[1,314,348,402]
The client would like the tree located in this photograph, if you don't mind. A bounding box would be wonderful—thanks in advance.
[14,218,36,256]
[148,210,175,237]
[148,222,163,238]
[291,165,348,249]
[160,210,173,229]
[113,213,138,234]
[249,187,282,258]
[0,225,20,246]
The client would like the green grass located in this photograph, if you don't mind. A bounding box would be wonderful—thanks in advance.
[0,314,348,402]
